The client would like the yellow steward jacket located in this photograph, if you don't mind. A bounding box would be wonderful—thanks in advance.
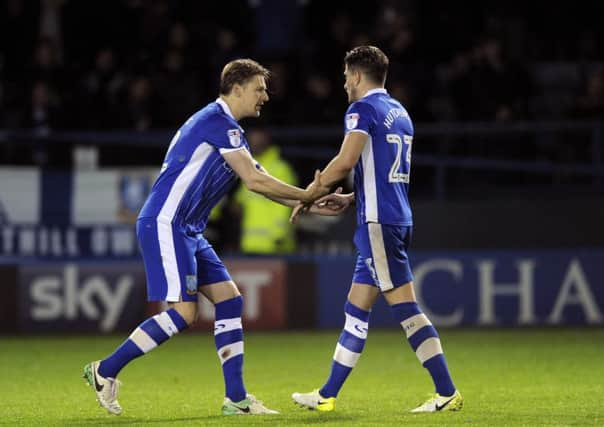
[235,146,297,254]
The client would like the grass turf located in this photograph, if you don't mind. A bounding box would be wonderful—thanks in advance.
[1,329,602,426]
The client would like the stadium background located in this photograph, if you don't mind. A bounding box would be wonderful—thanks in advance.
[0,1,603,425]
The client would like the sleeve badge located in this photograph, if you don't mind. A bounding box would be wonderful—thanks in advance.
[227,129,241,147]
[346,113,360,130]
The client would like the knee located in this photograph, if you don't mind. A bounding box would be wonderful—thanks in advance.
[170,302,198,326]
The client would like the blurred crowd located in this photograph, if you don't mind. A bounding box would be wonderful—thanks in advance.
[1,0,603,134]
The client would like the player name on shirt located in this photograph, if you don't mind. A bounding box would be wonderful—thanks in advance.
[383,108,409,130]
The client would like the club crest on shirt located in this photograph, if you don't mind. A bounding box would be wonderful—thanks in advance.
[227,129,241,147]
[185,275,198,295]
[346,113,359,130]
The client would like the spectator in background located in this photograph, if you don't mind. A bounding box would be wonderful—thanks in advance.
[152,48,201,127]
[28,37,64,90]
[80,47,125,128]
[470,37,529,121]
[207,29,244,93]
[21,80,61,134]
[293,72,340,124]
[0,0,39,80]
[120,76,154,131]
[234,128,298,254]
[21,80,62,166]
[258,60,291,125]
[572,70,604,118]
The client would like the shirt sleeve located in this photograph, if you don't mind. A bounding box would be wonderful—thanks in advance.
[202,116,247,153]
[343,101,376,135]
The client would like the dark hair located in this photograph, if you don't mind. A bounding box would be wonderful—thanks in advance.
[219,59,270,95]
[344,46,389,85]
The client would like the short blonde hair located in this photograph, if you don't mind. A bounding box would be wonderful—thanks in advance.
[220,59,270,95]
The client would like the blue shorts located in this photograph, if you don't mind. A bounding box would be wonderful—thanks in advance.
[137,218,232,302]
[352,223,414,292]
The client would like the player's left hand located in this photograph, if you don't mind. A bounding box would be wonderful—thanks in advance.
[290,188,353,223]
[289,201,309,224]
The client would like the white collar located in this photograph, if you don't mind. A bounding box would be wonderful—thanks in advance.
[361,88,387,99]
[215,97,236,120]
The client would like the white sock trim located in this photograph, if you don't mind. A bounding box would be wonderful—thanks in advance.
[217,341,244,365]
[129,328,158,353]
[401,313,432,338]
[344,313,369,339]
[214,317,243,335]
[415,337,443,364]
[156,312,179,337]
[333,342,361,368]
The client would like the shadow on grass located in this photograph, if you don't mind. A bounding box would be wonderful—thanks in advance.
[62,413,357,425]
[62,416,207,425]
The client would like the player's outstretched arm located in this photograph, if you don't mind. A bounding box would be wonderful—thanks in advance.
[223,149,329,202]
[289,131,366,223]
[317,131,367,188]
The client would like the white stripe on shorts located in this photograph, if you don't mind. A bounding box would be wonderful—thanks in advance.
[333,342,361,368]
[157,143,214,302]
[368,223,394,291]
[214,317,243,335]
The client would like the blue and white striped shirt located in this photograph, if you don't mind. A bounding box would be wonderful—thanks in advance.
[344,88,414,226]
[138,98,247,234]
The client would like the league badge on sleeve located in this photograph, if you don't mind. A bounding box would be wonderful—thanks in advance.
[346,113,359,130]
[227,129,241,147]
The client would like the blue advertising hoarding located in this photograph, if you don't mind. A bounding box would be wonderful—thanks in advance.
[316,250,604,327]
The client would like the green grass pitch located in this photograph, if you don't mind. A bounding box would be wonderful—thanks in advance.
[1,329,603,426]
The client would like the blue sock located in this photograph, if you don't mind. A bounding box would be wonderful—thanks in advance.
[390,302,456,396]
[98,308,188,378]
[214,296,246,402]
[320,301,370,398]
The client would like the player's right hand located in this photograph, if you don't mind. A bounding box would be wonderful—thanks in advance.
[314,188,354,211]
[303,170,330,203]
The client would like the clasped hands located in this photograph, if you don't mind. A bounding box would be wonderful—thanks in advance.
[290,170,355,224]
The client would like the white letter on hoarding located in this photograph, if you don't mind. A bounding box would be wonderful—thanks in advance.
[413,259,464,326]
[64,264,78,319]
[548,259,603,324]
[478,259,536,325]
[20,228,35,255]
[111,228,136,255]
[66,227,79,256]
[51,227,62,256]
[30,276,62,320]
[91,227,108,255]
[38,227,48,255]
[2,227,14,253]
[85,275,134,332]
